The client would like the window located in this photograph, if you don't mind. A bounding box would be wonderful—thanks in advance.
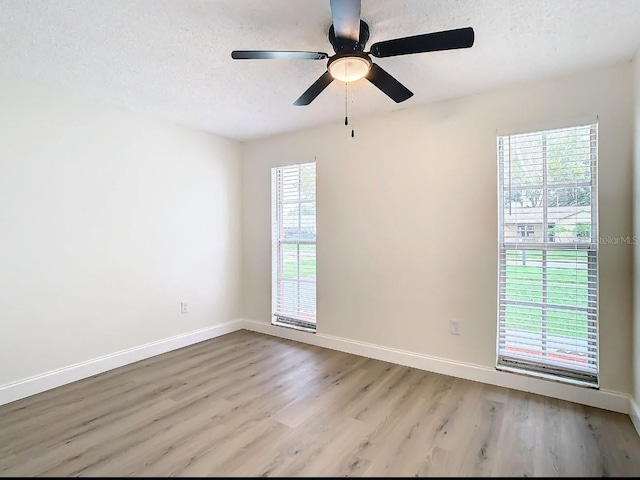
[271,162,316,331]
[497,123,598,386]
[517,225,535,238]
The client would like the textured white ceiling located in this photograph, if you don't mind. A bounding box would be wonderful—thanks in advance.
[2,0,640,141]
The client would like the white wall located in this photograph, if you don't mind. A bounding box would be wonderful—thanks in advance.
[0,77,242,387]
[242,62,634,396]
[633,47,640,429]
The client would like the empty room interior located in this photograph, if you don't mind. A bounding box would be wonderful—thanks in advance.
[2,0,640,477]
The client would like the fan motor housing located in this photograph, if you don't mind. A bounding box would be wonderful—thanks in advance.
[329,20,370,53]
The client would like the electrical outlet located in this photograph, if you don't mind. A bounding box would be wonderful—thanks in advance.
[180,301,189,314]
[450,319,461,335]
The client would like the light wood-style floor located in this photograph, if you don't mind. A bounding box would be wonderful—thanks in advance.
[1,330,639,477]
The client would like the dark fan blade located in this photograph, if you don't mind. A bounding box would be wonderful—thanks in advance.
[366,64,413,103]
[231,50,328,60]
[293,71,334,106]
[369,27,474,58]
[329,0,361,41]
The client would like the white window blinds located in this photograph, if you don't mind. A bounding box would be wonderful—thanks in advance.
[497,124,598,386]
[271,162,316,331]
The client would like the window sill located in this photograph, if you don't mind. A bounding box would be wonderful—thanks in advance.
[272,319,316,334]
[496,364,598,389]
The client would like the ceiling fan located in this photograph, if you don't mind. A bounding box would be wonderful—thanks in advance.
[231,0,474,106]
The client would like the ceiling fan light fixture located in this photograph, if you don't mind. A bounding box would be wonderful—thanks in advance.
[328,54,371,83]
[232,1,475,105]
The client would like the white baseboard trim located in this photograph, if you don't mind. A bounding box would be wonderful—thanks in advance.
[0,319,244,407]
[241,319,631,415]
[631,398,640,437]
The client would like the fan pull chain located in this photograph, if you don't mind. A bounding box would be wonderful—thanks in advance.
[351,88,355,138]
[344,78,355,138]
[344,66,349,126]
[342,60,354,137]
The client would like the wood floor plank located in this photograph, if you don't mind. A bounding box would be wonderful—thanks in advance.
[59,398,234,477]
[456,398,506,476]
[493,389,537,477]
[277,416,375,477]
[1,330,639,477]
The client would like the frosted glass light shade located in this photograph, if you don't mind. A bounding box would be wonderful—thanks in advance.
[328,56,371,83]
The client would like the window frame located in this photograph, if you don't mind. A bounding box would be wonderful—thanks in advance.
[271,162,317,333]
[496,123,599,387]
